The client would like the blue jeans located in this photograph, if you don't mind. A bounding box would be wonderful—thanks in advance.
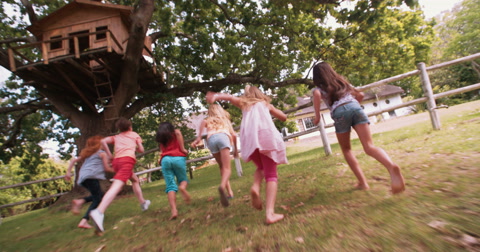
[80,179,104,220]
[332,101,370,133]
[161,156,189,193]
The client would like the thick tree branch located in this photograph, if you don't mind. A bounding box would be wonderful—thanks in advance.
[19,0,38,26]
[0,99,51,114]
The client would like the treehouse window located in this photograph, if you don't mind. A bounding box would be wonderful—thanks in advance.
[50,35,63,50]
[96,26,108,40]
[69,30,90,54]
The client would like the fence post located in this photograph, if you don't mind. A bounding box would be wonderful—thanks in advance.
[318,114,332,156]
[417,62,441,130]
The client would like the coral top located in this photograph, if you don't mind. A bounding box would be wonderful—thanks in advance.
[110,131,142,160]
[240,102,288,164]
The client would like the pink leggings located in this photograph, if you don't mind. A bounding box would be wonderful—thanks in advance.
[250,149,278,182]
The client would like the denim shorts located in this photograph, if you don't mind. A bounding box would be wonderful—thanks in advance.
[332,101,370,133]
[206,133,231,154]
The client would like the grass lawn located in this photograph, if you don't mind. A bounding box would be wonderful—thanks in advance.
[1,101,479,251]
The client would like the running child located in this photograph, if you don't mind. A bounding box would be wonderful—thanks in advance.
[191,104,238,207]
[89,118,151,233]
[311,62,405,194]
[206,85,287,224]
[65,135,113,229]
[156,122,191,220]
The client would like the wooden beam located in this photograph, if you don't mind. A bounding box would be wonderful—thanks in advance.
[53,64,96,112]
[8,48,16,71]
[41,42,49,65]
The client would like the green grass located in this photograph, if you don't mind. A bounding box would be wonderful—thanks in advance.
[2,101,480,251]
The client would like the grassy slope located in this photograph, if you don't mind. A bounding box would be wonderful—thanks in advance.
[1,101,479,252]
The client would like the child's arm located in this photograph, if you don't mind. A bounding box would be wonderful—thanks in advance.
[101,137,114,159]
[352,88,364,103]
[65,157,81,182]
[312,89,322,125]
[268,103,287,122]
[136,137,145,153]
[99,152,114,173]
[190,120,207,148]
[175,129,189,155]
[206,91,242,108]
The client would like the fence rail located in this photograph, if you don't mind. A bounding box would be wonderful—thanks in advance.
[2,53,479,210]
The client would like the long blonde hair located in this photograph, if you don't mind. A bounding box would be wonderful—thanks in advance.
[205,104,233,132]
[239,85,271,109]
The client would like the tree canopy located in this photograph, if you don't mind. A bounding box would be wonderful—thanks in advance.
[0,0,434,164]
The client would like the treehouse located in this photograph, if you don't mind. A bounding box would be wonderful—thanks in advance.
[7,0,163,120]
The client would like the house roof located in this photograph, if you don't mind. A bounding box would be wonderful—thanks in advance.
[363,85,404,101]
[27,0,133,37]
[294,84,404,116]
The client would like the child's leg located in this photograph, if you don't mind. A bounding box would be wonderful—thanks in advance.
[130,174,148,205]
[257,153,284,224]
[77,218,92,229]
[353,123,405,193]
[336,131,370,190]
[81,179,103,220]
[265,181,284,224]
[167,191,178,220]
[95,179,125,214]
[214,148,232,206]
[249,150,265,210]
[178,180,191,204]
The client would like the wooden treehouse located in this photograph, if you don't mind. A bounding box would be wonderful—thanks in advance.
[7,0,163,121]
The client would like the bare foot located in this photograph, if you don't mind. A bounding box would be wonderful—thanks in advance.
[218,187,229,207]
[169,210,178,220]
[250,188,262,210]
[71,199,83,215]
[355,183,370,190]
[389,165,405,194]
[179,187,191,204]
[78,223,93,229]
[266,213,284,224]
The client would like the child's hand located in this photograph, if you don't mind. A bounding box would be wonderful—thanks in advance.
[206,91,217,104]
[313,117,320,126]
[64,172,72,182]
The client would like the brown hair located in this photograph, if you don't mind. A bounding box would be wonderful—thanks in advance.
[115,117,132,132]
[79,135,103,160]
[312,62,355,106]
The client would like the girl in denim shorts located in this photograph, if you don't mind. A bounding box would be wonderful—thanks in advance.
[191,104,238,207]
[312,62,405,194]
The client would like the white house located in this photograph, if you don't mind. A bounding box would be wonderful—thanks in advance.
[292,85,410,139]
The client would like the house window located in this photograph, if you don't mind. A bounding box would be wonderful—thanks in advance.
[385,99,390,104]
[96,26,108,40]
[373,102,378,107]
[304,117,316,129]
[50,35,62,50]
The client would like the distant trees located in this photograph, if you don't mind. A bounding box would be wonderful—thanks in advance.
[430,0,480,105]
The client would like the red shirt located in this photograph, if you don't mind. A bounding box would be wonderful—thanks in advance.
[160,134,186,158]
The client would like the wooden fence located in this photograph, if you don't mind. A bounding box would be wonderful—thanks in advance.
[1,52,479,209]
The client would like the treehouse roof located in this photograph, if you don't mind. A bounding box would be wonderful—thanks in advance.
[27,0,133,38]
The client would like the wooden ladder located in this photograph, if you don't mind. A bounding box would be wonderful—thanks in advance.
[92,67,118,121]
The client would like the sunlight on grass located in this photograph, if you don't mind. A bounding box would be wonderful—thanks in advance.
[1,101,479,251]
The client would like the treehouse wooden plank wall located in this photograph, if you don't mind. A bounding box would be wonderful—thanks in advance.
[27,0,133,60]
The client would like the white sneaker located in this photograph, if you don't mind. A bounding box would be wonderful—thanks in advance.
[141,200,151,211]
[89,209,104,232]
